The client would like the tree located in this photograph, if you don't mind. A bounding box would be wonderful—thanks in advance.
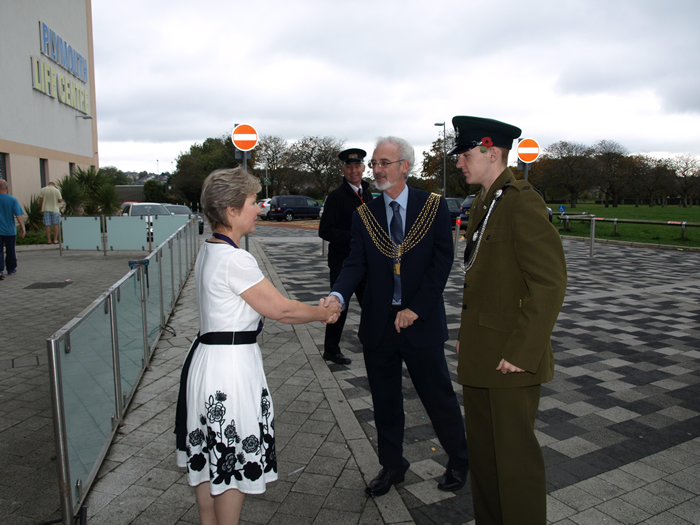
[287,136,345,198]
[255,135,290,197]
[144,180,169,203]
[57,176,84,216]
[593,140,629,207]
[671,154,699,207]
[421,131,472,197]
[172,134,244,208]
[532,141,594,207]
[101,166,129,185]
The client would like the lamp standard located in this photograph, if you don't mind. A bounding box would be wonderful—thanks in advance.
[434,122,446,196]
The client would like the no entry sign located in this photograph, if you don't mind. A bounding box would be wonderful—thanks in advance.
[231,124,258,151]
[517,138,540,163]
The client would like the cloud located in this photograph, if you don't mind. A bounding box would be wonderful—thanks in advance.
[92,0,700,171]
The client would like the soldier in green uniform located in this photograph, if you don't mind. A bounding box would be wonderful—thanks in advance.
[448,116,567,524]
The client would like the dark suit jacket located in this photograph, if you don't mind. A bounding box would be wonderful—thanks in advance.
[319,178,375,269]
[332,186,453,351]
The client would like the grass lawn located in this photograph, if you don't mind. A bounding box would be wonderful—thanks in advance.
[554,203,700,248]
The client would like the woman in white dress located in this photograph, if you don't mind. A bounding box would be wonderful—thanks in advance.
[175,168,340,524]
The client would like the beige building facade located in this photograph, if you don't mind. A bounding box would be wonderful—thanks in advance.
[0,0,98,207]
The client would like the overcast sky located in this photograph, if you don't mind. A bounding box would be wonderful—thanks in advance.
[92,0,700,174]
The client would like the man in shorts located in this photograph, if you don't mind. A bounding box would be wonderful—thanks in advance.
[39,181,63,244]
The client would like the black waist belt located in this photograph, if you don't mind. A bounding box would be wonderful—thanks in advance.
[389,304,403,315]
[175,329,259,451]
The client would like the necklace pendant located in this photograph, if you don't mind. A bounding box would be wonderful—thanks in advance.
[394,262,401,275]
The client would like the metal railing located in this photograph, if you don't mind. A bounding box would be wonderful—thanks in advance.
[559,214,700,257]
[47,219,198,524]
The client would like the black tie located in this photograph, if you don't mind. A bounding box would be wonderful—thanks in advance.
[389,201,403,303]
[358,188,362,200]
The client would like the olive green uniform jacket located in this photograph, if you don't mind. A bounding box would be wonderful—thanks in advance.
[458,168,567,388]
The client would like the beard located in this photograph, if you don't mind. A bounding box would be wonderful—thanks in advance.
[372,177,396,192]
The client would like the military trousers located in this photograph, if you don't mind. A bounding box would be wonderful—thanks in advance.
[463,384,545,525]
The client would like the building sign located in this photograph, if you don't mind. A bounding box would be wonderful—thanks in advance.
[30,21,90,115]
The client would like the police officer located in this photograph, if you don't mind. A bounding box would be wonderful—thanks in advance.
[449,116,567,524]
[318,148,375,365]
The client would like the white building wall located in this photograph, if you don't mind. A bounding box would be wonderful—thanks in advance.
[0,0,98,205]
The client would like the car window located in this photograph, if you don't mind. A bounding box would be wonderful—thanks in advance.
[131,204,170,216]
[164,205,192,215]
[307,198,319,207]
[462,196,475,207]
[447,199,460,210]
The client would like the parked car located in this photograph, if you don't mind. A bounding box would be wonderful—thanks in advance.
[268,195,321,221]
[163,204,205,234]
[121,202,171,242]
[459,194,476,225]
[445,197,462,227]
[258,198,272,220]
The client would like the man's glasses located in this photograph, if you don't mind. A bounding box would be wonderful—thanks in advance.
[368,159,405,169]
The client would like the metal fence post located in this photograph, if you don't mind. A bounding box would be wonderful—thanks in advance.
[589,215,596,257]
[48,338,74,525]
[682,221,687,240]
[454,221,462,259]
[108,292,124,422]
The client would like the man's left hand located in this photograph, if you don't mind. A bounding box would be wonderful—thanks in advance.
[496,358,525,374]
[394,308,418,332]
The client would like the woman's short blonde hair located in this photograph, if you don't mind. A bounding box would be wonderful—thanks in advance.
[200,167,261,230]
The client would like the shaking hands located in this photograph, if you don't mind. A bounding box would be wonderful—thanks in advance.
[319,295,342,325]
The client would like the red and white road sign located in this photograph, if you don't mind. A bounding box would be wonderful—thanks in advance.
[517,138,540,163]
[231,124,258,151]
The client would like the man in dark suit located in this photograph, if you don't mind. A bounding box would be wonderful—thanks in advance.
[450,116,567,524]
[325,136,468,497]
[318,148,375,365]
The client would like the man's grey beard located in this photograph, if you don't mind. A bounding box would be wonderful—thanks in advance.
[372,179,396,192]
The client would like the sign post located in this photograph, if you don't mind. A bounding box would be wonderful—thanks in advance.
[516,138,541,181]
[231,123,259,171]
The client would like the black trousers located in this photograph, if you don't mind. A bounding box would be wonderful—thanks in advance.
[324,265,366,354]
[0,235,17,273]
[363,314,468,472]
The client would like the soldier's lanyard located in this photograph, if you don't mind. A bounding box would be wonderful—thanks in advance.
[463,186,509,271]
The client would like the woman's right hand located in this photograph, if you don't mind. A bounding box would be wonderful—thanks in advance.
[319,297,342,325]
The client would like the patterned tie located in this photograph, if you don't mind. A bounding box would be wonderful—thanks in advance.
[389,201,403,303]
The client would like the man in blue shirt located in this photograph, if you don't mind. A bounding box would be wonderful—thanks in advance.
[0,180,26,280]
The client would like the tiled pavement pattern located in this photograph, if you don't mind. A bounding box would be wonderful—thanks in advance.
[2,222,700,524]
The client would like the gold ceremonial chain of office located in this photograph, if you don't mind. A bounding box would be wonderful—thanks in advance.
[357,193,441,275]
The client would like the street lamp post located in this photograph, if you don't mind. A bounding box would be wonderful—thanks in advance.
[434,122,446,196]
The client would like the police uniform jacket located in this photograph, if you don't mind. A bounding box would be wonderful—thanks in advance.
[458,168,567,388]
[333,187,453,351]
[319,178,375,269]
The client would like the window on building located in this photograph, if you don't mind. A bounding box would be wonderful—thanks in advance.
[0,153,7,181]
[40,158,48,186]
[69,162,75,177]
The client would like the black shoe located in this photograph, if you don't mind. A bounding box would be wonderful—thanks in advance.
[437,466,468,491]
[365,468,405,497]
[322,351,351,365]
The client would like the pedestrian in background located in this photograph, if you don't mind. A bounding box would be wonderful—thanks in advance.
[450,116,567,524]
[318,147,376,365]
[39,181,62,244]
[0,179,26,279]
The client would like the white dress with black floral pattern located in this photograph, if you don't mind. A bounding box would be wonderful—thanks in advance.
[176,242,277,495]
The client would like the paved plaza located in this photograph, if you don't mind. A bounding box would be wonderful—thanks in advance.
[1,224,700,524]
